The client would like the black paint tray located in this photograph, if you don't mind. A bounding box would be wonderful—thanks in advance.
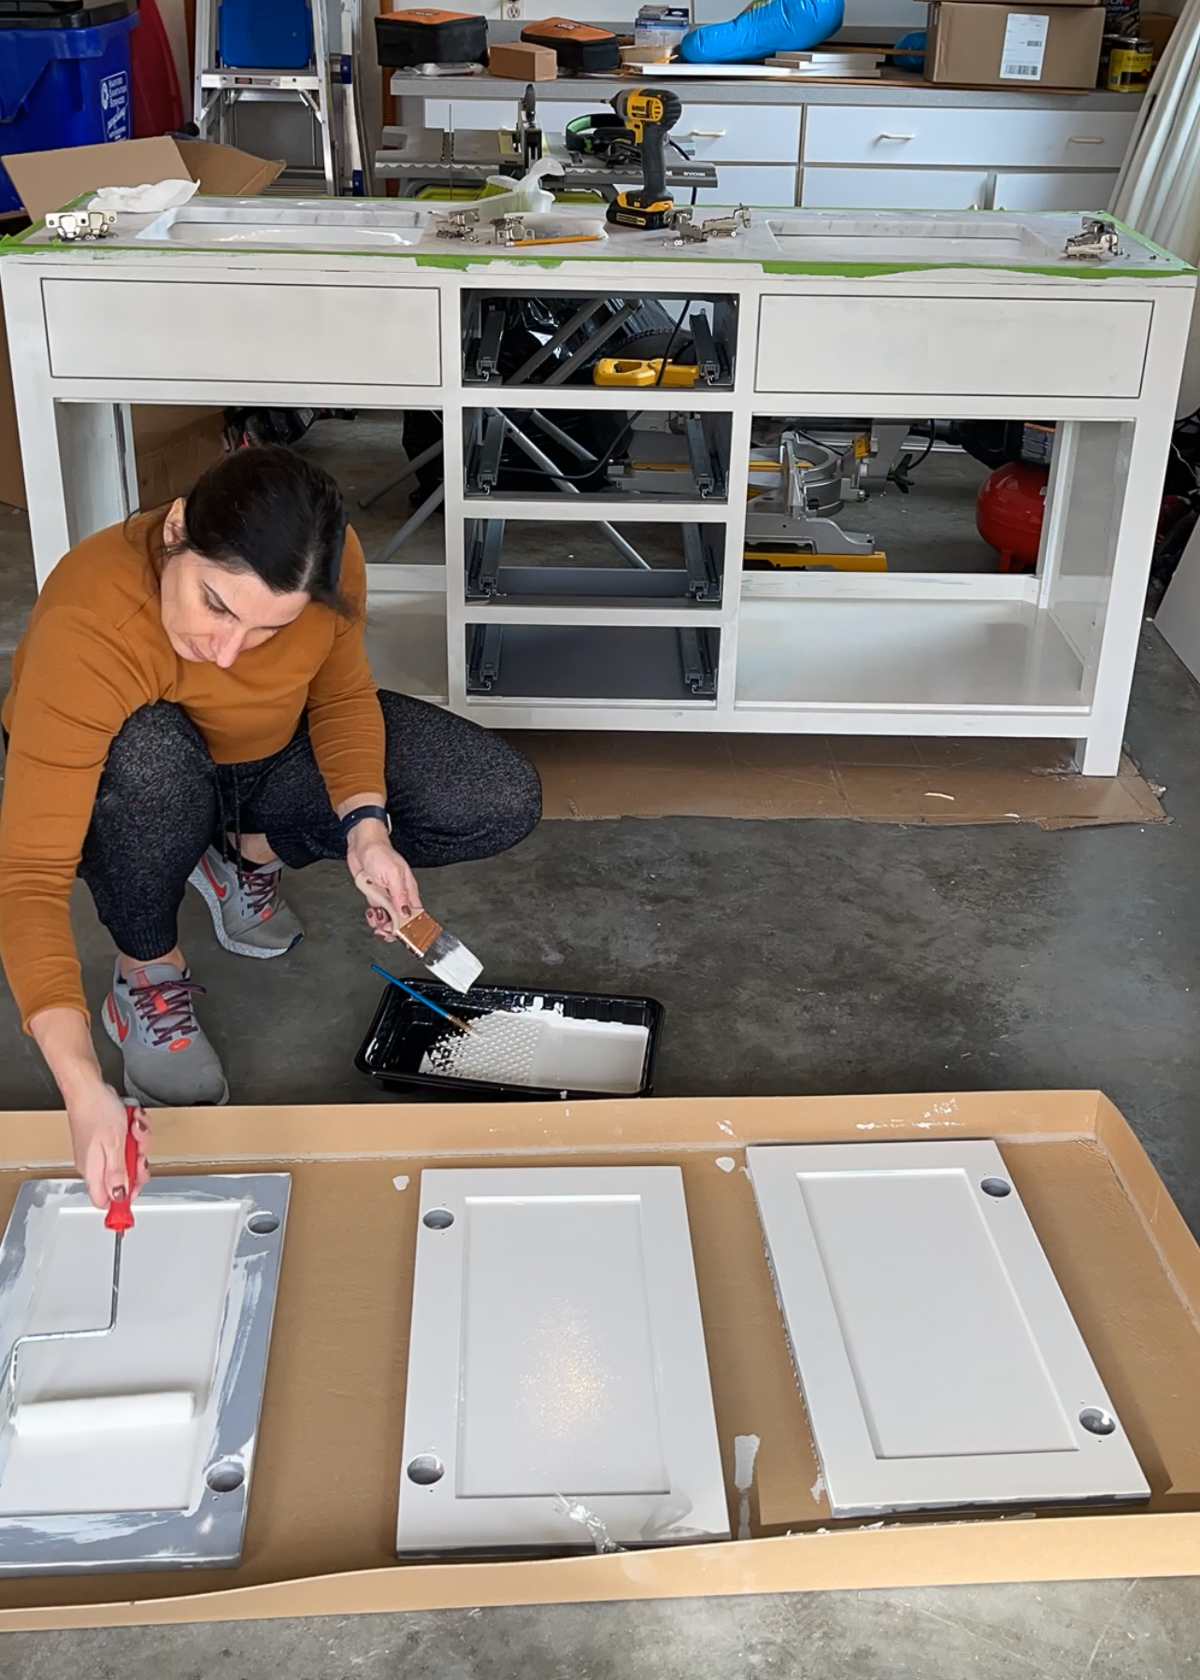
[356,979,664,1100]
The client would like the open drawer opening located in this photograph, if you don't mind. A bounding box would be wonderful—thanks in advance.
[465,519,723,606]
[465,624,720,702]
[461,291,738,389]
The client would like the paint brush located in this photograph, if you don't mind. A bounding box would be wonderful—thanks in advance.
[372,964,476,1034]
[355,873,483,993]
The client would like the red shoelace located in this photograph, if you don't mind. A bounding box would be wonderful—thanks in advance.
[129,973,206,1048]
[239,864,281,919]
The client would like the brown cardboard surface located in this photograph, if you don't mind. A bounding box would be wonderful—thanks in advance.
[129,406,228,511]
[926,2,1105,87]
[0,1088,1199,1628]
[0,138,281,511]
[519,732,1166,828]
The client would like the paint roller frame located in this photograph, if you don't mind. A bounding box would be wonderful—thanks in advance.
[0,1172,292,1577]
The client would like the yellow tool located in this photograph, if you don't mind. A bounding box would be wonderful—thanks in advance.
[744,548,889,572]
[593,356,701,388]
[605,87,683,231]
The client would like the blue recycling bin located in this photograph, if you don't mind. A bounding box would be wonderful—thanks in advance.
[0,3,140,217]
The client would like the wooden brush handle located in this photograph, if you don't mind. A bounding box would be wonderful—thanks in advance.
[354,872,404,936]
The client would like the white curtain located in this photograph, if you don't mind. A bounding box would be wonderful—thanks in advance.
[1111,0,1200,413]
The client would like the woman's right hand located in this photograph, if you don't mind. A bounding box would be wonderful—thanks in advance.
[67,1085,150,1211]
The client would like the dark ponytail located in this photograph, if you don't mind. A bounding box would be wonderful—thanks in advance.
[163,445,351,614]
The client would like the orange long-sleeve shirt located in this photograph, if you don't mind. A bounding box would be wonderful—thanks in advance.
[0,518,384,1030]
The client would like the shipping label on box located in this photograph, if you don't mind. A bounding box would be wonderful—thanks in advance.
[1000,12,1049,78]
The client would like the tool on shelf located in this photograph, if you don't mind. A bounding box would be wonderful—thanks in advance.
[371,965,476,1034]
[605,86,683,231]
[593,356,701,387]
[743,429,882,563]
[0,1107,193,1438]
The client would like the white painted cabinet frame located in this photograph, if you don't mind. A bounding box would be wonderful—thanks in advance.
[397,1166,729,1553]
[748,1140,1148,1518]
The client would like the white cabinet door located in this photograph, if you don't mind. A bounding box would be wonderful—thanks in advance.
[804,106,1137,171]
[397,1166,729,1554]
[0,1173,290,1574]
[748,1141,1148,1518]
[993,171,1118,212]
[801,166,990,211]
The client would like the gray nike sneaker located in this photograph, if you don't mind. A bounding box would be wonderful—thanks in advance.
[188,846,304,959]
[101,960,230,1108]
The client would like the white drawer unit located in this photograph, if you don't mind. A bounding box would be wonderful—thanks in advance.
[993,171,1119,212]
[396,1165,729,1554]
[801,166,991,211]
[693,164,798,206]
[42,280,443,387]
[804,106,1137,171]
[747,1141,1149,1518]
[756,293,1152,399]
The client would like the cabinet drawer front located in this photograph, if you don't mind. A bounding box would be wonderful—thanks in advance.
[755,293,1150,398]
[673,102,801,163]
[804,106,1137,170]
[693,163,797,206]
[801,166,990,210]
[44,280,442,386]
[992,170,1117,212]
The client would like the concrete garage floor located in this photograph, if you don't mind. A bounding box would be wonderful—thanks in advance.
[2,430,1200,1675]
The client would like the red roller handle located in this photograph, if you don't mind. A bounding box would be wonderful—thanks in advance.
[104,1106,140,1233]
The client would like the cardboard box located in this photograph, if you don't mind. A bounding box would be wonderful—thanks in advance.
[0,1086,1199,1631]
[1139,11,1177,57]
[926,2,1106,86]
[0,137,284,512]
[487,40,558,78]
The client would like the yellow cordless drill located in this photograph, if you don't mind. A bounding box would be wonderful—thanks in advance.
[605,87,684,231]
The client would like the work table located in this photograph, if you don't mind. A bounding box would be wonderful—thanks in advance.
[1,200,1190,776]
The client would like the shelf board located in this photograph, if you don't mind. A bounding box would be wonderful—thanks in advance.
[735,598,1087,712]
[461,498,729,524]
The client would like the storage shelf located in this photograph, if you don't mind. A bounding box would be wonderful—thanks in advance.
[735,598,1087,712]
[461,498,731,524]
[463,602,726,626]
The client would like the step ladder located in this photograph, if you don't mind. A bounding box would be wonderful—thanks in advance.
[192,0,368,197]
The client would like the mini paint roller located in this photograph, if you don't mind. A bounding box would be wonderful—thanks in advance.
[2,1109,195,1436]
[355,873,483,993]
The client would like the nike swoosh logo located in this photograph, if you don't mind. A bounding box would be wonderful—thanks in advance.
[107,995,130,1044]
[201,856,228,901]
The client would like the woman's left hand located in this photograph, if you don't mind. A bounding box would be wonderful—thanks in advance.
[346,820,423,941]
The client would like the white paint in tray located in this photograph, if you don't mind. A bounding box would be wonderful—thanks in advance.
[420,999,649,1094]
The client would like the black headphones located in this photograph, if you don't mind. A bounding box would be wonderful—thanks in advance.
[564,112,639,167]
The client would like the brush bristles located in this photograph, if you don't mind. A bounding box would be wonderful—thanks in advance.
[425,930,483,993]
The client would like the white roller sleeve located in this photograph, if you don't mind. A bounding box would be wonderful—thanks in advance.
[12,1391,196,1437]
